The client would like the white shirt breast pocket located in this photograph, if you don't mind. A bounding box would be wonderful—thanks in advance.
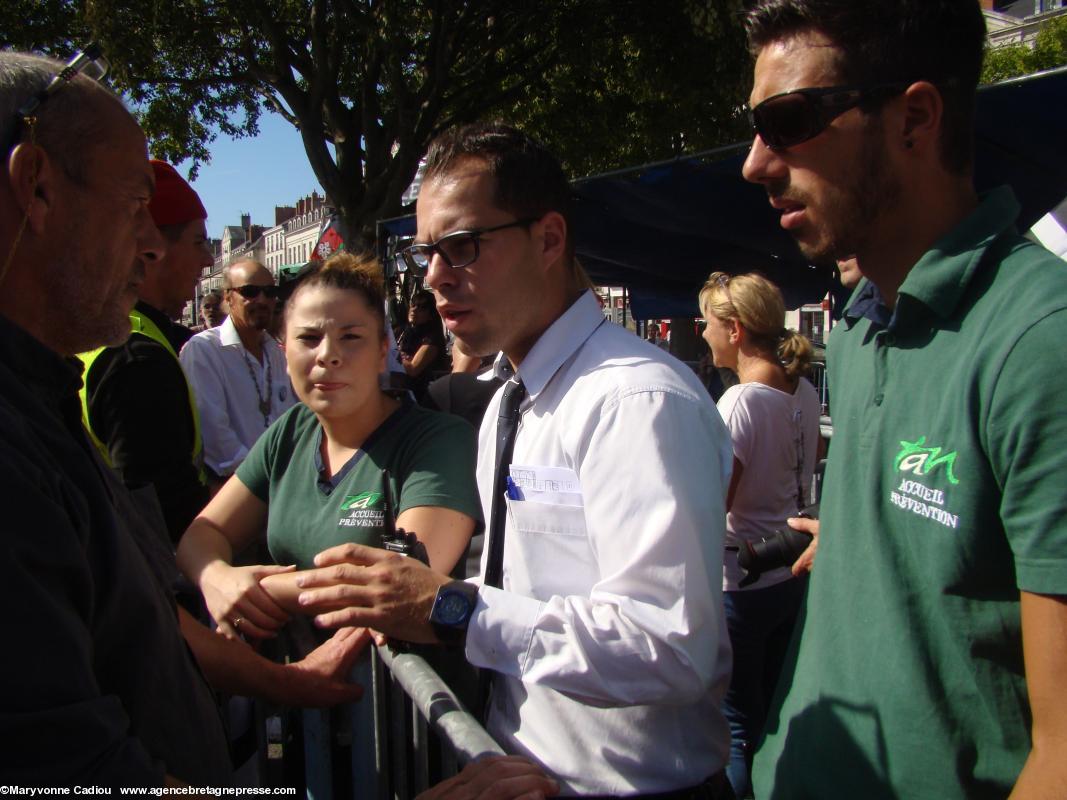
[507,494,587,536]
[505,478,595,598]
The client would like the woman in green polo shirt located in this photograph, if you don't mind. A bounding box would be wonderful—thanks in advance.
[177,252,481,642]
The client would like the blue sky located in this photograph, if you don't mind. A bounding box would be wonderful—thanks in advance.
[173,112,325,237]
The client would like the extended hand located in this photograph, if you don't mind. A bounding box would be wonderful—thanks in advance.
[275,626,372,708]
[296,543,450,643]
[416,756,559,800]
[789,516,820,576]
[201,562,295,640]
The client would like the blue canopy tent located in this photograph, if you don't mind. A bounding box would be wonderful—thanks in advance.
[379,66,1067,320]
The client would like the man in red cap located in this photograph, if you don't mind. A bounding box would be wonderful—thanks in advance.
[79,159,368,707]
[80,159,214,542]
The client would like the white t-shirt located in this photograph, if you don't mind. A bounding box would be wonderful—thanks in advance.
[717,378,821,591]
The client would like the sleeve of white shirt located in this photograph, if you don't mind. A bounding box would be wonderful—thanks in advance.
[465,387,732,707]
[179,337,249,476]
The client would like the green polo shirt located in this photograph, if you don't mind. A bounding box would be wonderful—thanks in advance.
[237,401,481,570]
[753,187,1067,799]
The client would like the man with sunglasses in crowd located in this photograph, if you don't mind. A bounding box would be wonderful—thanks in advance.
[180,258,295,484]
[741,2,1067,798]
[295,122,735,798]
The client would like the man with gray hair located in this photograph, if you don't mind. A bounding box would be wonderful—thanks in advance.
[0,47,232,786]
[180,258,294,482]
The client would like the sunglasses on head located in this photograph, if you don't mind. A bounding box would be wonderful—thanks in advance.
[1,44,110,285]
[231,284,281,300]
[5,43,110,157]
[748,82,907,150]
[716,274,734,307]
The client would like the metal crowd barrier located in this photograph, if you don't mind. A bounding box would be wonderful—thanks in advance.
[808,361,829,417]
[268,624,502,799]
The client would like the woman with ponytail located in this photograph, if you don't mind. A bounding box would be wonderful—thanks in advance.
[698,270,821,799]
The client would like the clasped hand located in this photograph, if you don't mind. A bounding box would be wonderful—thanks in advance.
[200,561,296,640]
[296,543,451,643]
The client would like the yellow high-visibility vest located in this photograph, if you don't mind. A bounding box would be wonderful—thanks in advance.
[77,309,205,482]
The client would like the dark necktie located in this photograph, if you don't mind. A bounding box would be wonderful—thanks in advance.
[483,378,526,589]
[478,377,525,721]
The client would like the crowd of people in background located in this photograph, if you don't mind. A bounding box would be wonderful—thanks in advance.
[2,0,1065,797]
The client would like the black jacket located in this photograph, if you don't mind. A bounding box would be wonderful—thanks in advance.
[84,302,210,542]
[0,314,231,785]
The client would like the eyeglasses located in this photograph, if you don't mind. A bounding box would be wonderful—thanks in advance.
[395,218,539,276]
[230,284,281,300]
[8,43,110,154]
[748,83,906,150]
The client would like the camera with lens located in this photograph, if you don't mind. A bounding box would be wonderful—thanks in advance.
[727,504,818,587]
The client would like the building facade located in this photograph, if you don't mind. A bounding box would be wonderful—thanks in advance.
[194,196,326,317]
[983,0,1067,48]
[282,192,329,277]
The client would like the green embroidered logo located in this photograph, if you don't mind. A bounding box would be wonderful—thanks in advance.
[894,436,960,485]
[341,491,382,510]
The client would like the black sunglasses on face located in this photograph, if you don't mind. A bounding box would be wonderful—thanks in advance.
[395,218,539,276]
[231,284,281,300]
[748,82,907,150]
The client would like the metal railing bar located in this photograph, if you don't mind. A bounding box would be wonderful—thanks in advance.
[412,698,430,795]
[376,646,505,765]
[388,673,409,800]
[371,651,389,800]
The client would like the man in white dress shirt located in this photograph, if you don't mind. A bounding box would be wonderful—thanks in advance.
[297,123,734,798]
[180,259,295,482]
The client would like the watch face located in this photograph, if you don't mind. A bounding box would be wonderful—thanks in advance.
[437,590,473,626]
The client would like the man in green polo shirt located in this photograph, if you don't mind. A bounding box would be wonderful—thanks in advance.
[741,1,1067,798]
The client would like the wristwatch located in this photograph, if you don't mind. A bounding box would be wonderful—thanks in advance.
[428,580,480,646]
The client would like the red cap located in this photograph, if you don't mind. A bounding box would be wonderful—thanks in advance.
[148,160,207,227]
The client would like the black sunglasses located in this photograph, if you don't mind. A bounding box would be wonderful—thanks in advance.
[395,218,538,276]
[748,83,907,150]
[230,284,281,300]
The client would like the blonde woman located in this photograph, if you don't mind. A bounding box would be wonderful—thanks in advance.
[699,270,821,799]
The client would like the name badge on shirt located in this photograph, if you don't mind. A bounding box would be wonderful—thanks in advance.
[508,464,583,507]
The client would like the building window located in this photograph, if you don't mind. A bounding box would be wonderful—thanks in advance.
[799,307,826,346]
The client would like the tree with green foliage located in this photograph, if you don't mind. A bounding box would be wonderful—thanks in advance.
[2,0,751,245]
[982,15,1067,84]
[502,1,752,179]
